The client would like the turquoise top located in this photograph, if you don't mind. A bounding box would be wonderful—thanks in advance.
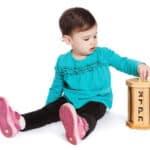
[46,47,140,109]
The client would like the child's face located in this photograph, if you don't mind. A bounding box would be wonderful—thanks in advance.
[64,24,98,59]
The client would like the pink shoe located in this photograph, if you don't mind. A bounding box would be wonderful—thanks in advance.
[59,103,89,145]
[0,97,21,137]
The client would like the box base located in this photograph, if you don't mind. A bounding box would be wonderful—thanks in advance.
[126,121,150,129]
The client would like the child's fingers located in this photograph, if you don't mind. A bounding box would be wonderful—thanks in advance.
[147,68,150,80]
[139,68,145,80]
[143,67,150,80]
[139,67,148,80]
[138,64,150,81]
[144,69,148,80]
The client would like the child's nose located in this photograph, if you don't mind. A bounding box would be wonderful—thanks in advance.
[90,39,96,46]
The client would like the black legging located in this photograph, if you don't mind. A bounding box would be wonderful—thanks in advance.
[21,97,106,137]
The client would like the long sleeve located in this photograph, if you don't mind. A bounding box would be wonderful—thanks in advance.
[100,47,141,76]
[45,56,64,105]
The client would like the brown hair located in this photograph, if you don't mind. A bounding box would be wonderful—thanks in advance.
[59,7,97,36]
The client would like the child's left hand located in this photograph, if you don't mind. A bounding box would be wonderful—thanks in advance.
[138,63,150,80]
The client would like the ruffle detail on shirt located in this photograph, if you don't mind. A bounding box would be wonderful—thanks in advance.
[58,61,101,76]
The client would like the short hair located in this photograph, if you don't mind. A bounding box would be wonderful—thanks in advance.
[59,7,97,36]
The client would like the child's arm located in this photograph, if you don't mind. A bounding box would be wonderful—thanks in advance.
[46,71,64,105]
[45,56,64,105]
[100,47,148,77]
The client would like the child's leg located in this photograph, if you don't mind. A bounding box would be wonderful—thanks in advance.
[77,101,106,137]
[59,102,106,145]
[22,97,67,131]
[0,97,67,137]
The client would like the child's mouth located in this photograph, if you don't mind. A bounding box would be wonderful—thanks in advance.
[89,47,95,52]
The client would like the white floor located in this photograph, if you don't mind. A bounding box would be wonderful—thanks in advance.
[1,109,150,150]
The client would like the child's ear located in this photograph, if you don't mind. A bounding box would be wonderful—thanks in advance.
[62,35,72,45]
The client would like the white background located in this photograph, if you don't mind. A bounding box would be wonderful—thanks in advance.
[0,0,150,149]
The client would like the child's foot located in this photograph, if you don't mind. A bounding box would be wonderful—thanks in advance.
[59,103,89,145]
[0,97,21,137]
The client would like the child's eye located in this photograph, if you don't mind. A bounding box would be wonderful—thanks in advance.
[84,38,89,41]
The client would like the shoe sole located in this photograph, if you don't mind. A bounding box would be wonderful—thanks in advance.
[59,103,79,145]
[0,97,17,137]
